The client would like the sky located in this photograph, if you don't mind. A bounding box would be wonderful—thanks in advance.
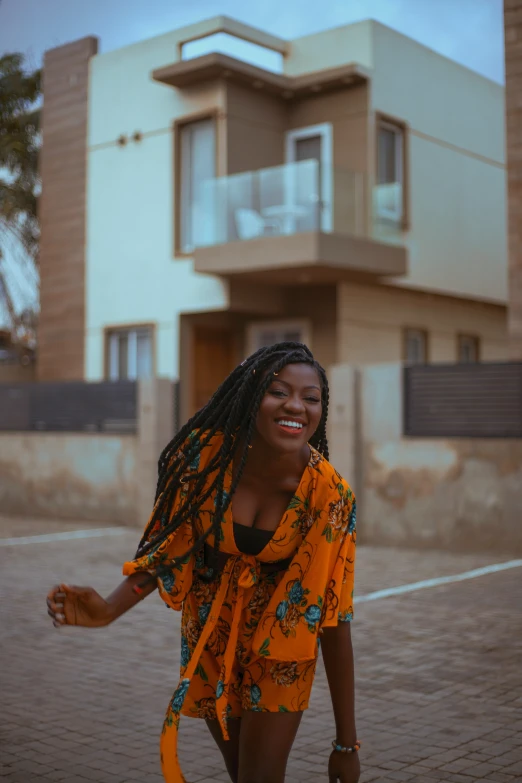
[0,0,506,82]
[0,0,506,325]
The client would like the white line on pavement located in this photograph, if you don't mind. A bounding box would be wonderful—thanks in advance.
[0,527,129,546]
[2,529,521,605]
[355,559,522,603]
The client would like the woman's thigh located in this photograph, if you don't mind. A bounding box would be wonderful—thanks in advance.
[206,717,241,783]
[237,709,303,783]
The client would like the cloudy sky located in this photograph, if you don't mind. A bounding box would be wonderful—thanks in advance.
[0,0,505,82]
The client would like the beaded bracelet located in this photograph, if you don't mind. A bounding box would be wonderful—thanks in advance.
[332,740,361,753]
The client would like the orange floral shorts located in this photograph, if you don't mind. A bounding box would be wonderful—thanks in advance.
[180,568,318,720]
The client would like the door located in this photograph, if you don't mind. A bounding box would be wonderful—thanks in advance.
[192,327,236,414]
[286,123,333,231]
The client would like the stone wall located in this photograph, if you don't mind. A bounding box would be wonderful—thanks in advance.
[329,363,522,554]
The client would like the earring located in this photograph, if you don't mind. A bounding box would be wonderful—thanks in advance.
[273,372,279,376]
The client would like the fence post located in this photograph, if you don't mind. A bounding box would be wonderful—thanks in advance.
[136,378,175,528]
[328,365,359,493]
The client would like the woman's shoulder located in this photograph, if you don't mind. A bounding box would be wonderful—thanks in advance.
[308,446,354,498]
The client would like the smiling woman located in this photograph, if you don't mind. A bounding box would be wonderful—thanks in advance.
[46,342,359,783]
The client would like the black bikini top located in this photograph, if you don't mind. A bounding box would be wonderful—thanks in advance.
[233,522,274,556]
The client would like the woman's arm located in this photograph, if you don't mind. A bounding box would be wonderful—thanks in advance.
[321,622,360,782]
[321,621,357,744]
[47,572,157,628]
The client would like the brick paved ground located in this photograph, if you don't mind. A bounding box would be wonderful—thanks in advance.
[1,518,521,783]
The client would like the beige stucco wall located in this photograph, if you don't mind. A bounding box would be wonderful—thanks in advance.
[286,285,338,369]
[0,378,174,527]
[329,362,522,555]
[0,433,138,523]
[225,83,286,174]
[338,282,507,364]
[86,32,230,382]
[284,20,374,75]
[370,23,507,304]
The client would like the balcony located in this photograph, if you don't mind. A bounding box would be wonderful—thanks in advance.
[193,159,407,284]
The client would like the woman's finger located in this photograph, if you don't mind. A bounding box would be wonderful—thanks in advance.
[47,585,61,601]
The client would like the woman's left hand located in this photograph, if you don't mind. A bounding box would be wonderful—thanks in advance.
[328,749,360,782]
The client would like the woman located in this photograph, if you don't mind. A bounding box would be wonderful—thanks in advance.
[47,342,360,783]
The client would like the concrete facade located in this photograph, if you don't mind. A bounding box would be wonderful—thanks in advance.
[0,432,138,523]
[329,363,522,555]
[0,378,174,526]
[37,16,509,421]
[38,37,99,381]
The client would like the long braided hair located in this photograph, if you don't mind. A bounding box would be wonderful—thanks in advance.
[135,342,330,571]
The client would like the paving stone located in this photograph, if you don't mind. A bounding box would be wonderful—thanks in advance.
[1,518,521,782]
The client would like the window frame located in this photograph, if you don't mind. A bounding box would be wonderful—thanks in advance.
[174,111,219,258]
[375,114,409,228]
[285,122,333,232]
[104,323,156,381]
[457,333,481,364]
[246,319,312,356]
[402,327,429,366]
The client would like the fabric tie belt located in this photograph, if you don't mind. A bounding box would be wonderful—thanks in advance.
[160,546,292,783]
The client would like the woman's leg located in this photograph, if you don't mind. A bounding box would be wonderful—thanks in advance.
[237,710,302,783]
[206,717,241,783]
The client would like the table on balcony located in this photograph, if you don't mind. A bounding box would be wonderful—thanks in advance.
[261,203,314,235]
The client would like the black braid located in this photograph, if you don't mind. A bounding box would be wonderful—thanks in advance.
[135,342,330,573]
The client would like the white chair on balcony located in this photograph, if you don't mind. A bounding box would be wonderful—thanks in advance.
[234,208,279,241]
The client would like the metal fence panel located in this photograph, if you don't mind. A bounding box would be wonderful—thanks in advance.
[404,363,522,438]
[0,381,137,433]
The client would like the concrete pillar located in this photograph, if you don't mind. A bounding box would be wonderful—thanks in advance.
[504,0,522,358]
[328,365,359,492]
[38,37,99,380]
[136,378,175,527]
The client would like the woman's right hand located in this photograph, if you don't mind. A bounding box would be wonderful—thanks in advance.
[47,584,112,628]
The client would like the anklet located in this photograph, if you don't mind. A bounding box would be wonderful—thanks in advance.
[332,740,361,753]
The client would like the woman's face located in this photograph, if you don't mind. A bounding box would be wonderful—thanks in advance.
[254,362,323,453]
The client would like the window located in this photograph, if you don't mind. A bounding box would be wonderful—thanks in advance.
[107,326,153,380]
[458,334,480,363]
[376,120,404,222]
[247,320,311,355]
[404,328,428,365]
[179,118,216,253]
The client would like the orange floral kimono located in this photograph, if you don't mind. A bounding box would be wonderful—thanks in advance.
[123,431,356,783]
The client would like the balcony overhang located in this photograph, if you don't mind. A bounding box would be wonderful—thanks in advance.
[193,232,407,284]
[153,53,370,99]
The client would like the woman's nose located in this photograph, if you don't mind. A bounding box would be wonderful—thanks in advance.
[283,395,305,413]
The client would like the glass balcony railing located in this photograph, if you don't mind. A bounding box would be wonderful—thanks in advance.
[194,159,403,249]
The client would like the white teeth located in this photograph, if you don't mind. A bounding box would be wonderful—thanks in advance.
[278,420,303,429]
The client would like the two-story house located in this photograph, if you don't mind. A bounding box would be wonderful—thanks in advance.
[38,16,507,421]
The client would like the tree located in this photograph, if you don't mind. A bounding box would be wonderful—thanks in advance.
[0,51,41,351]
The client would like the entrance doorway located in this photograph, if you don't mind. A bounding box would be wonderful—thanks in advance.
[192,326,236,415]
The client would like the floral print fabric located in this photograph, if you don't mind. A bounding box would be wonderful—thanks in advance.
[123,432,356,783]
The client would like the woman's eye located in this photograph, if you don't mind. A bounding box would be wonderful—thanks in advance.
[270,389,286,397]
[306,397,321,403]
